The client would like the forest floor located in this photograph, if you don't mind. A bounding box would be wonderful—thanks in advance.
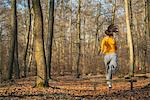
[0,74,150,100]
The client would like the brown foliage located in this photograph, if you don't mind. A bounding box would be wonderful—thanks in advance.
[0,76,150,99]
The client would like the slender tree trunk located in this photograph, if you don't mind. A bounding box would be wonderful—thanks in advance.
[112,0,116,24]
[82,16,85,76]
[27,27,34,73]
[129,0,135,73]
[8,0,17,80]
[24,0,32,77]
[44,0,49,43]
[135,15,141,69]
[27,9,34,74]
[24,0,28,35]
[14,36,20,79]
[142,0,148,74]
[147,0,150,72]
[68,0,73,74]
[124,0,134,77]
[60,0,65,75]
[95,3,101,55]
[94,3,101,75]
[32,0,48,87]
[0,27,2,81]
[47,0,55,79]
[147,0,150,37]
[76,0,81,78]
[58,38,61,75]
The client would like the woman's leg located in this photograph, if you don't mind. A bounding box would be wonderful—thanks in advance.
[104,55,112,88]
[107,53,117,88]
[109,53,117,73]
[106,65,112,88]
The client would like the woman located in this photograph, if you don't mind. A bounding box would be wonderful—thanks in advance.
[100,29,118,90]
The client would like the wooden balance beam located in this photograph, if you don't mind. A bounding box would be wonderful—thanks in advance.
[93,78,137,91]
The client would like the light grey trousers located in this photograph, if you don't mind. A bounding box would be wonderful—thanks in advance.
[104,53,117,85]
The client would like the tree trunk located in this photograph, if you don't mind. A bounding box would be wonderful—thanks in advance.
[135,15,141,69]
[32,0,48,87]
[124,0,134,77]
[47,0,55,79]
[94,3,101,75]
[27,9,35,74]
[76,0,81,78]
[24,0,32,77]
[95,3,101,55]
[8,0,17,80]
[147,0,150,37]
[27,27,34,73]
[142,0,148,74]
[112,0,116,24]
[61,0,65,75]
[82,16,86,76]
[0,27,2,81]
[68,0,73,74]
[147,0,150,72]
[14,37,20,79]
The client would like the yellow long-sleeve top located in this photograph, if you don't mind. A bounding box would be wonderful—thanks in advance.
[100,36,117,54]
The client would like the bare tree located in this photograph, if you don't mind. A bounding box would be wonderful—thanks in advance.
[47,0,55,79]
[68,0,73,74]
[76,0,81,78]
[124,0,134,77]
[24,0,32,77]
[8,0,20,79]
[32,0,48,87]
[112,0,116,24]
[0,26,2,81]
[147,0,150,37]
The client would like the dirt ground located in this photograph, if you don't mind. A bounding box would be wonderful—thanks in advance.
[0,74,150,100]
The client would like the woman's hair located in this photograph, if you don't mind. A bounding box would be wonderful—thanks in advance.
[105,30,113,36]
[107,24,118,32]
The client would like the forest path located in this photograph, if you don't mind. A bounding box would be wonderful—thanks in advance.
[0,74,150,99]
